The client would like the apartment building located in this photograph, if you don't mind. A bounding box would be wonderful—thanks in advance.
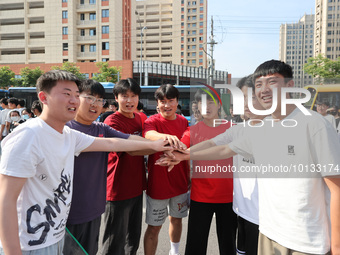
[0,0,207,68]
[132,0,207,68]
[279,14,314,87]
[315,0,340,59]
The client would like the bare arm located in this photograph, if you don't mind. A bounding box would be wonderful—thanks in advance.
[126,135,167,156]
[324,176,340,255]
[0,174,27,255]
[145,130,186,150]
[82,137,170,153]
[190,144,236,160]
[189,139,216,153]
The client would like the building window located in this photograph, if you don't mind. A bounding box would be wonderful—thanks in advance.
[80,29,85,36]
[200,0,204,3]
[80,0,84,4]
[102,58,109,61]
[89,0,96,4]
[85,73,90,79]
[80,13,85,20]
[90,44,96,52]
[200,14,203,19]
[90,13,96,20]
[192,52,196,57]
[90,29,96,36]
[62,27,68,35]
[63,43,68,51]
[192,45,196,49]
[62,0,67,2]
[62,11,68,19]
[102,9,109,17]
[102,26,109,34]
[102,42,109,50]
[199,59,203,63]
[200,7,203,11]
[81,45,85,52]
[199,29,203,34]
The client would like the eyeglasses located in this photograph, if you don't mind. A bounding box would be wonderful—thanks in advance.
[80,95,106,106]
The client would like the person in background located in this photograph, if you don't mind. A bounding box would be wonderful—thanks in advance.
[99,101,118,122]
[327,105,340,131]
[0,98,10,141]
[21,108,34,120]
[8,110,25,133]
[31,100,43,117]
[316,100,337,129]
[136,101,148,124]
[17,98,26,114]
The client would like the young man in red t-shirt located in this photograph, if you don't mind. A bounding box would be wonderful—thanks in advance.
[144,84,189,255]
[98,78,148,255]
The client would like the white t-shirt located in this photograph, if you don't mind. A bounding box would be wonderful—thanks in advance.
[0,108,10,136]
[324,114,336,130]
[0,118,95,251]
[229,108,340,254]
[212,122,259,225]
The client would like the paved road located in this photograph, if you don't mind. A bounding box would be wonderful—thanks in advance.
[136,192,219,255]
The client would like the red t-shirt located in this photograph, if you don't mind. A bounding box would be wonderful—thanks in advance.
[144,113,189,199]
[104,111,147,201]
[190,121,233,203]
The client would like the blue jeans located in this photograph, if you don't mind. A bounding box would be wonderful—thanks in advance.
[0,238,64,255]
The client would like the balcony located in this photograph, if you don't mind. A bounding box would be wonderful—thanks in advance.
[0,9,25,18]
[0,54,26,64]
[28,38,45,47]
[77,52,96,58]
[27,8,43,17]
[0,39,25,48]
[28,23,44,32]
[0,24,25,34]
[77,35,97,42]
[29,53,45,62]
[76,4,96,11]
[77,20,96,27]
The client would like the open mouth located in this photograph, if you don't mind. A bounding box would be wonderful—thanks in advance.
[90,109,97,113]
[262,95,272,103]
[68,107,76,112]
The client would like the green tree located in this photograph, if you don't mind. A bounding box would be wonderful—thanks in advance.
[304,54,340,84]
[19,67,44,87]
[92,62,121,83]
[51,62,86,80]
[0,66,15,88]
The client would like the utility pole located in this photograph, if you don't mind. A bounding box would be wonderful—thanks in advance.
[135,11,146,86]
[207,16,217,87]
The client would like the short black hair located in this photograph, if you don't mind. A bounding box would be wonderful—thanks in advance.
[113,78,141,97]
[237,75,254,91]
[8,97,19,106]
[36,70,81,94]
[79,79,105,98]
[0,98,8,105]
[31,100,43,113]
[253,60,293,82]
[155,84,179,101]
[18,98,25,107]
[111,101,118,108]
[137,101,144,111]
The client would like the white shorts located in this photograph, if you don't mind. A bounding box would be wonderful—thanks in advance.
[145,193,189,226]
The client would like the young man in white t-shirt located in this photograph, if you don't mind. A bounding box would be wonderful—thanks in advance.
[160,60,340,255]
[0,70,170,255]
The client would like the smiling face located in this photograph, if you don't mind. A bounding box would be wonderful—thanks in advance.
[115,90,139,118]
[75,92,104,125]
[39,80,80,127]
[254,73,294,115]
[157,97,178,120]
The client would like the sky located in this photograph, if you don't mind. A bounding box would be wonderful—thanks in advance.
[208,0,315,78]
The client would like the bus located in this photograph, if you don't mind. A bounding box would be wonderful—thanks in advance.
[0,89,8,99]
[303,84,340,111]
[8,83,203,117]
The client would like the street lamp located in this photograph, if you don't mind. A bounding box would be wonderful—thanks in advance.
[135,11,147,86]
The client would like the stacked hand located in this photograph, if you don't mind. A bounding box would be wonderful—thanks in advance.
[156,149,190,172]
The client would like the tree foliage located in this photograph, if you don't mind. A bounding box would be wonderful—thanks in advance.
[92,62,121,83]
[19,67,44,87]
[304,54,340,84]
[51,62,86,80]
[0,66,15,88]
